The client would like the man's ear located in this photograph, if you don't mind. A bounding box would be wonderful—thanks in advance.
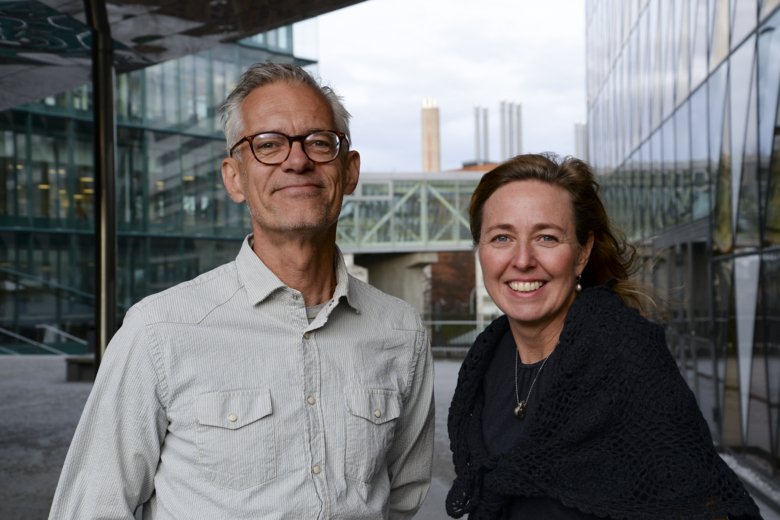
[343,150,360,195]
[221,157,246,203]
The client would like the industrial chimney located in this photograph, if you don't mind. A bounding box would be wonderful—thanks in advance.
[421,97,441,172]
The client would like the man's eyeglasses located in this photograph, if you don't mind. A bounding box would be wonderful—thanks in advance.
[229,130,348,165]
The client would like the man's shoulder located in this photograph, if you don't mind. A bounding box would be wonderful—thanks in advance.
[348,276,423,331]
[129,261,242,325]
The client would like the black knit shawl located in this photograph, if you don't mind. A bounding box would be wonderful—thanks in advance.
[446,286,761,519]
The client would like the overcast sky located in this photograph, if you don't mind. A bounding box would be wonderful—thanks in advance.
[314,0,587,173]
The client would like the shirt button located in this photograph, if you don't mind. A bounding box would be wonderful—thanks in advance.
[292,293,300,301]
[303,332,311,340]
[373,409,382,418]
[312,465,321,475]
[227,414,238,422]
[307,396,316,405]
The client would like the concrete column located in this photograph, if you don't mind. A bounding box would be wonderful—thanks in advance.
[354,252,439,318]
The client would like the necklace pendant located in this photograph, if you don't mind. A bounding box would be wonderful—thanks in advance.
[514,400,527,419]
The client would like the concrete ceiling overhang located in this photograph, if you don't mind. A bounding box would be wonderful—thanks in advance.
[0,0,365,111]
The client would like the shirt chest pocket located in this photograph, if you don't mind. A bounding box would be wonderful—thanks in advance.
[343,388,401,483]
[195,389,276,490]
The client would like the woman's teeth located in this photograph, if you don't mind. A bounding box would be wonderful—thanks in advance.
[509,281,543,292]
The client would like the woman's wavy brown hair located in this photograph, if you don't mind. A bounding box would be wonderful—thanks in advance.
[469,153,649,312]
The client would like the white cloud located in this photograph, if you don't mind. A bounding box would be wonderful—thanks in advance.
[316,0,586,172]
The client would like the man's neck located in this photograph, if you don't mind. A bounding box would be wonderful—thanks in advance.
[251,228,338,307]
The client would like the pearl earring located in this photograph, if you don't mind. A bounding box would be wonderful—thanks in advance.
[576,275,582,293]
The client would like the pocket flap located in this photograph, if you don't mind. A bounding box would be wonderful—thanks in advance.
[344,388,401,425]
[196,389,272,430]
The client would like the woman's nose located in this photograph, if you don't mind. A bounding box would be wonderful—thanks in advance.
[511,242,535,269]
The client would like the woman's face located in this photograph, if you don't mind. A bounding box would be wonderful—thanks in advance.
[478,179,593,338]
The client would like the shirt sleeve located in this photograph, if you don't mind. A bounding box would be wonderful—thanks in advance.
[48,309,168,520]
[386,320,435,519]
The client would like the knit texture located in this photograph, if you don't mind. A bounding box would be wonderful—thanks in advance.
[446,286,761,519]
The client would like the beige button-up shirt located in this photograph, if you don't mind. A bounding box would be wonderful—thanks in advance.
[49,237,434,519]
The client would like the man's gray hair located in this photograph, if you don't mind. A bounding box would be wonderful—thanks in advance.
[218,62,352,155]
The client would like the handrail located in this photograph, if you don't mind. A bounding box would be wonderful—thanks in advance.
[0,266,95,301]
[0,327,67,355]
[35,324,88,345]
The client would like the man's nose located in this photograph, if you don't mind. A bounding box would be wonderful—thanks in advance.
[283,141,313,172]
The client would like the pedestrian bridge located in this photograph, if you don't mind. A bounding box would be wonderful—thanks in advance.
[336,171,483,253]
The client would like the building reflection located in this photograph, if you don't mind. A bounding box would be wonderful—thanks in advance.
[0,25,311,352]
[586,0,780,474]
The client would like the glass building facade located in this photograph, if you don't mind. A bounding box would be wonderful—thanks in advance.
[586,0,780,473]
[0,26,313,354]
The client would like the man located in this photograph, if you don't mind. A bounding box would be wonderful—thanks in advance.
[49,63,434,519]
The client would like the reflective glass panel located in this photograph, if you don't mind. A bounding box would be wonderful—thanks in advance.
[181,136,223,234]
[713,258,737,444]
[711,0,731,71]
[758,9,780,242]
[0,129,14,219]
[729,38,759,248]
[690,85,711,219]
[760,253,780,461]
[676,0,691,105]
[731,0,758,49]
[708,63,732,252]
[691,0,710,90]
[761,0,780,19]
[147,131,182,232]
[661,0,677,120]
[675,101,693,224]
[116,127,146,232]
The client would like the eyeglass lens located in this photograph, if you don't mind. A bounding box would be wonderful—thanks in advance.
[250,131,341,164]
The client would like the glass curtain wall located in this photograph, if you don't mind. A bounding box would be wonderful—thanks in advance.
[0,27,311,354]
[586,0,780,473]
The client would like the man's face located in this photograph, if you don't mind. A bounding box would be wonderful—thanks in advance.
[221,81,360,241]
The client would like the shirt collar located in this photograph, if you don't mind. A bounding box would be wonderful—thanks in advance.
[235,235,360,314]
[333,247,360,314]
[235,236,286,304]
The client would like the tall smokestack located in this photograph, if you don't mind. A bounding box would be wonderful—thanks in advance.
[482,107,488,163]
[474,107,481,163]
[474,106,489,163]
[574,122,588,161]
[499,101,523,159]
[507,103,515,158]
[514,103,522,156]
[421,97,441,172]
[499,101,507,161]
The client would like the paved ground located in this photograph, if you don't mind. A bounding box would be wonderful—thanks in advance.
[415,359,459,519]
[0,357,93,520]
[1,356,778,519]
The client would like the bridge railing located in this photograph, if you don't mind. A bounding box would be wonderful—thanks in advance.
[337,172,483,253]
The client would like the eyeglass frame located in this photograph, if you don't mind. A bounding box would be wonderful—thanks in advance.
[228,130,350,165]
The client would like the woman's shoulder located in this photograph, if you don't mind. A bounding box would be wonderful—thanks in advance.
[564,285,667,361]
[568,285,660,332]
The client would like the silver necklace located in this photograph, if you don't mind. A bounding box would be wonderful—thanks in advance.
[514,352,549,419]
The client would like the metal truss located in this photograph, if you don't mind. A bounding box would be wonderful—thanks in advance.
[336,173,482,253]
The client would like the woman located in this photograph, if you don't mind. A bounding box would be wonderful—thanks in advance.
[446,154,760,519]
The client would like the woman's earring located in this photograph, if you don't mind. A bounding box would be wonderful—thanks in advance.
[576,275,582,293]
